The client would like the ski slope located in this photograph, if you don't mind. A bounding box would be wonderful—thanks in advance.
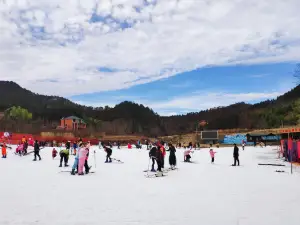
[1,145,300,225]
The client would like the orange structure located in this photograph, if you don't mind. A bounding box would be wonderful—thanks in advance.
[60,116,87,131]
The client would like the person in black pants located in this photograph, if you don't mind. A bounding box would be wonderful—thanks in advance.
[149,146,157,172]
[104,146,112,163]
[59,149,69,167]
[66,141,71,153]
[23,141,28,155]
[232,144,240,166]
[33,140,41,161]
[155,146,163,172]
[84,148,90,173]
[167,143,177,169]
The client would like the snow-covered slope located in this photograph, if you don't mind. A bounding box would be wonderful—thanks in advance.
[1,145,299,225]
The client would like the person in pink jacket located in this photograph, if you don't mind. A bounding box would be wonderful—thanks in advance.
[78,145,89,175]
[16,144,24,156]
[184,149,193,162]
[209,148,217,163]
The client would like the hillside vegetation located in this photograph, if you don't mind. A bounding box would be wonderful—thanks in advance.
[1,81,300,136]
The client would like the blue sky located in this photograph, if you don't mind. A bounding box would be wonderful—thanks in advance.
[71,62,297,115]
[1,0,300,116]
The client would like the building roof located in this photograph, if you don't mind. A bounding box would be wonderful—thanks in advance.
[246,133,276,137]
[61,116,86,124]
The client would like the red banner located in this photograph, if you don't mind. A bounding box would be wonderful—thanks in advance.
[288,139,293,151]
[297,142,300,159]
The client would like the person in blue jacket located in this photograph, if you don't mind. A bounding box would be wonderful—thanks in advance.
[71,143,82,175]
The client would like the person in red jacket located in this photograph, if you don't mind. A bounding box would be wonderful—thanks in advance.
[52,148,57,159]
[160,144,166,169]
[2,143,7,158]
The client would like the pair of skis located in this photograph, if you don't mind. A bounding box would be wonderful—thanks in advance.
[143,167,178,178]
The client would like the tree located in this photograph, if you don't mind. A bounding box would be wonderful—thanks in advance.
[6,106,32,121]
[292,99,300,124]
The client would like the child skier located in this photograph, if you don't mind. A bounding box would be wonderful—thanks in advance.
[16,144,24,156]
[209,148,217,163]
[78,145,88,176]
[104,146,112,163]
[2,143,7,158]
[52,148,57,159]
[184,149,193,162]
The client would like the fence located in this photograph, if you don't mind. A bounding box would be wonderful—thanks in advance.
[0,132,100,145]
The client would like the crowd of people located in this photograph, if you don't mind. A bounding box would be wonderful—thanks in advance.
[1,136,243,177]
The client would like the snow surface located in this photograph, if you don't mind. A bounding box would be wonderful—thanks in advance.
[1,145,300,225]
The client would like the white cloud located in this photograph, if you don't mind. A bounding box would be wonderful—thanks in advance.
[144,91,283,115]
[0,0,300,96]
[74,91,284,116]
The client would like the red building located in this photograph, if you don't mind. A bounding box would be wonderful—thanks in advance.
[60,116,86,130]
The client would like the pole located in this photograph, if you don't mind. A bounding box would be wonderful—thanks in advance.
[94,150,97,168]
[289,132,293,174]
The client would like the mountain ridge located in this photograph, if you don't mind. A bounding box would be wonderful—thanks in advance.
[1,80,299,135]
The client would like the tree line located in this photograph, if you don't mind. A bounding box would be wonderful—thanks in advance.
[1,81,300,135]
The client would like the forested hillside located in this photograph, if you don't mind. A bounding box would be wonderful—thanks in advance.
[1,81,300,136]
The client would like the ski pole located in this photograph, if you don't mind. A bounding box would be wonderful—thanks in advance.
[94,150,97,168]
[147,157,151,177]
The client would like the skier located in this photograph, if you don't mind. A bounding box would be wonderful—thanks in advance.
[66,141,71,154]
[155,145,164,176]
[71,143,81,175]
[159,144,166,169]
[149,145,157,172]
[52,148,57,159]
[209,148,217,163]
[78,145,88,176]
[2,143,7,158]
[167,143,177,169]
[33,140,41,161]
[184,149,193,162]
[23,140,28,155]
[117,141,120,149]
[59,149,69,167]
[104,146,112,163]
[73,141,77,155]
[16,144,23,156]
[232,144,240,166]
[84,144,91,174]
[242,141,245,150]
